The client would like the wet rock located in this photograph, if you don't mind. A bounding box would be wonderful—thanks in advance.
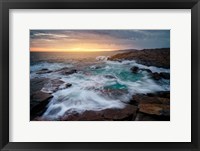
[52,82,72,92]
[103,105,138,121]
[100,89,128,98]
[130,94,146,106]
[30,78,72,120]
[104,75,116,79]
[160,72,170,79]
[150,72,170,80]
[41,79,72,93]
[130,66,153,74]
[63,83,72,88]
[62,105,138,121]
[135,112,170,121]
[31,78,68,94]
[30,91,53,120]
[41,79,64,93]
[146,91,170,98]
[130,92,170,120]
[156,91,170,98]
[65,111,105,121]
[65,69,77,75]
[31,91,53,102]
[139,103,170,116]
[41,68,48,71]
[30,78,50,95]
[156,97,170,105]
[58,69,77,75]
[109,48,170,68]
[151,72,161,80]
[36,69,52,74]
[131,66,139,74]
[51,79,64,85]
[130,66,169,81]
[54,67,77,75]
[132,95,170,105]
[135,112,157,121]
[33,116,50,121]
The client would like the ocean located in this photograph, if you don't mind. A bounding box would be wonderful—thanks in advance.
[30,51,170,120]
[30,51,119,63]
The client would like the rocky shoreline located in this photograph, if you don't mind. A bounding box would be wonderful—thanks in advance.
[30,77,72,120]
[32,90,170,121]
[31,48,170,121]
[109,48,170,68]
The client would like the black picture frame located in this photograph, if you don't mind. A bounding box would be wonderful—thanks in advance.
[0,0,199,150]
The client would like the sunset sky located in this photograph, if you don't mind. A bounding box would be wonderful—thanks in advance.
[30,30,170,52]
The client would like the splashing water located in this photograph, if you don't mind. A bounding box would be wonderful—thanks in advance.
[31,56,170,120]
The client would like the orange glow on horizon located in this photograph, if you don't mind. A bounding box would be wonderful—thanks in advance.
[30,30,170,52]
[30,47,117,52]
[30,31,133,52]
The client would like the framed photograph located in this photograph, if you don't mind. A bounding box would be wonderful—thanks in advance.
[0,0,199,150]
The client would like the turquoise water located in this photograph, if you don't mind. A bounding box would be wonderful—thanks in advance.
[104,83,127,90]
[86,63,143,91]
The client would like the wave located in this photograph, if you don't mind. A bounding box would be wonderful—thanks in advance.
[106,60,170,73]
[96,56,109,61]
[30,62,73,79]
[41,59,169,119]
[43,87,126,119]
[30,62,73,73]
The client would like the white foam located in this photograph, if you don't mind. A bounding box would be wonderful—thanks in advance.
[43,87,125,119]
[106,60,170,73]
[38,59,170,119]
[96,56,109,61]
[30,62,73,72]
[30,62,74,79]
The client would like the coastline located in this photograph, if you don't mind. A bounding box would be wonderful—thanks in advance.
[30,48,170,121]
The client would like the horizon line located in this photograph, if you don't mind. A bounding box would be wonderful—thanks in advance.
[30,47,170,53]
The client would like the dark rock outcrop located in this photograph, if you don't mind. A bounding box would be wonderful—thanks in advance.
[63,83,72,88]
[30,78,50,95]
[151,72,170,80]
[135,112,170,121]
[104,75,116,79]
[30,91,53,120]
[30,78,72,120]
[131,92,170,105]
[131,66,139,74]
[100,89,128,98]
[36,69,52,74]
[160,72,170,79]
[146,91,170,98]
[64,69,77,75]
[131,91,170,121]
[62,105,138,121]
[151,72,162,80]
[109,48,170,68]
[55,68,77,75]
[41,79,72,93]
[31,78,72,94]
[129,66,170,81]
[139,103,170,116]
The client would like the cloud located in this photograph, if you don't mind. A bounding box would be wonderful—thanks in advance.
[30,30,170,51]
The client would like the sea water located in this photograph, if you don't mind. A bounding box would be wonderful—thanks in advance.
[30,52,170,119]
